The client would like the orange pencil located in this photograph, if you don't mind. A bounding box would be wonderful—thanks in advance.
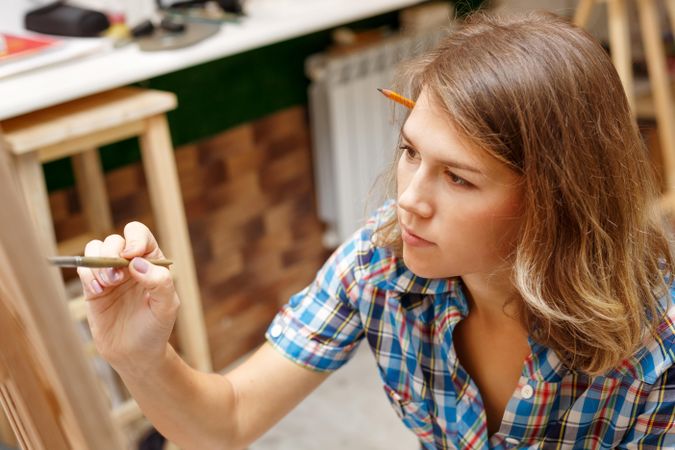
[377,88,415,109]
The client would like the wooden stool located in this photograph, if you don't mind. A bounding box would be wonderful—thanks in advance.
[0,87,211,440]
[575,0,675,208]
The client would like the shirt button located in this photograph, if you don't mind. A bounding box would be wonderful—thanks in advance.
[269,324,284,338]
[505,437,519,446]
[520,384,534,399]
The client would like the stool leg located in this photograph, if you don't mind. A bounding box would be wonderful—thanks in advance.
[12,152,66,300]
[638,0,675,197]
[574,0,596,27]
[667,0,675,35]
[138,114,212,372]
[607,0,635,112]
[71,148,114,238]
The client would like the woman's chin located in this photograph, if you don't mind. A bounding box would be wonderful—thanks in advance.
[402,250,445,279]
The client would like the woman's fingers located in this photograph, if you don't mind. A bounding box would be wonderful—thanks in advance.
[128,257,180,321]
[99,234,126,288]
[121,221,164,260]
[77,223,169,303]
[79,234,126,297]
[78,239,104,298]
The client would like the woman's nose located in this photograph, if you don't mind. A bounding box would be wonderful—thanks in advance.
[398,171,433,218]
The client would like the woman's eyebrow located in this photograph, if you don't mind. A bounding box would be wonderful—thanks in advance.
[400,127,483,174]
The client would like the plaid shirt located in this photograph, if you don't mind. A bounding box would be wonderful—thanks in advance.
[265,202,675,449]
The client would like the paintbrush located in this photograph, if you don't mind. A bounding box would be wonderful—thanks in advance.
[48,256,173,268]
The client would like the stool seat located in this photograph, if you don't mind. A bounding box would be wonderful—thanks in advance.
[3,88,177,162]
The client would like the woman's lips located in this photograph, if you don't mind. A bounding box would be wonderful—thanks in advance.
[400,224,434,247]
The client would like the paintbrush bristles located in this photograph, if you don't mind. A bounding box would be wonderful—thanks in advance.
[47,256,173,268]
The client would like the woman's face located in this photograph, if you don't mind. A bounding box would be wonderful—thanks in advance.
[396,89,524,280]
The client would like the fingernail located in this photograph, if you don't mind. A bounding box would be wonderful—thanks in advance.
[133,258,148,273]
[112,269,123,282]
[100,270,109,284]
[91,279,103,294]
[106,269,116,283]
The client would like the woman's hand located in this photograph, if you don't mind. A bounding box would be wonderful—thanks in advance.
[77,221,180,377]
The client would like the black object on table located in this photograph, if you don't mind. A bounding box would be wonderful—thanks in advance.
[24,2,110,37]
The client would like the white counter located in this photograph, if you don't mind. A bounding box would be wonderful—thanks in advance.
[0,0,423,120]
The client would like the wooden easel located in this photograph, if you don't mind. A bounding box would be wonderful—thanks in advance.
[0,135,124,449]
[0,88,214,447]
[575,0,675,208]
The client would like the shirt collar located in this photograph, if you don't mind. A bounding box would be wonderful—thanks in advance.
[358,199,454,295]
[358,204,571,381]
[358,244,455,295]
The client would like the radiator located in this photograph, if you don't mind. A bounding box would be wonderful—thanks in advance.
[306,30,445,247]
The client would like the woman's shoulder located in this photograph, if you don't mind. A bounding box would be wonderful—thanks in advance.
[353,200,398,274]
[608,288,675,384]
[330,200,399,286]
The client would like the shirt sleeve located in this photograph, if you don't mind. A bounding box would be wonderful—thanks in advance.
[618,365,675,449]
[264,231,366,372]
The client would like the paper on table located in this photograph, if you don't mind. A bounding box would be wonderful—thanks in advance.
[0,33,60,64]
[0,35,112,80]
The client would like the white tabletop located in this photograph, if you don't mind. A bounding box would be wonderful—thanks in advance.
[0,0,423,121]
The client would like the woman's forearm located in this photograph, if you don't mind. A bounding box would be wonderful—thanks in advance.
[115,342,329,450]
[116,344,240,450]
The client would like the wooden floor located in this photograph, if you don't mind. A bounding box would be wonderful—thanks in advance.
[50,106,329,371]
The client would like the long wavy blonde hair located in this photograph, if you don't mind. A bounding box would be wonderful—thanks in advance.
[377,12,674,374]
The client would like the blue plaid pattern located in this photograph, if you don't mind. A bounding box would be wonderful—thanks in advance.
[266,201,675,449]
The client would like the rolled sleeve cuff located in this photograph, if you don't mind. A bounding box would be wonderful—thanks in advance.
[265,313,361,373]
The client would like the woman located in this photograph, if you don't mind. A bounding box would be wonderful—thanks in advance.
[78,11,675,449]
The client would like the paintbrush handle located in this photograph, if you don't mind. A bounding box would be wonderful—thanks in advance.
[87,257,173,268]
[48,256,173,268]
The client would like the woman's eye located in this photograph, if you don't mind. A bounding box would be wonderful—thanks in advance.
[447,171,470,187]
[399,145,473,188]
[400,145,418,161]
